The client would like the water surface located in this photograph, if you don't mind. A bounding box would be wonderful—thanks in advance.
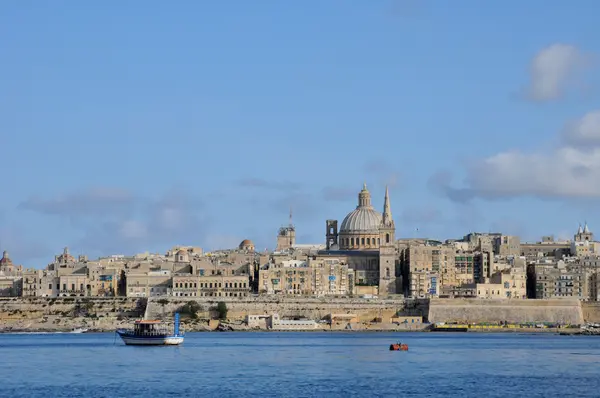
[2,332,599,397]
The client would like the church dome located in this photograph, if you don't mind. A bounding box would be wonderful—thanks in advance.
[239,239,255,252]
[340,208,382,233]
[339,184,382,233]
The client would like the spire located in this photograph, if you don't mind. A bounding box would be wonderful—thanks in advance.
[578,224,583,234]
[362,182,367,191]
[584,221,590,233]
[382,185,394,227]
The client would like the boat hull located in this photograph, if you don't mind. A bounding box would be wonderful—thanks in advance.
[117,331,184,346]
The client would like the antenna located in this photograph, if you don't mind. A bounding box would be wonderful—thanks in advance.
[289,206,293,227]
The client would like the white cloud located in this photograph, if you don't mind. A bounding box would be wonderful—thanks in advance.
[118,220,148,239]
[435,110,600,200]
[19,188,210,256]
[562,110,600,146]
[525,43,590,101]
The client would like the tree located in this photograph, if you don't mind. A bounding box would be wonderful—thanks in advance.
[216,302,228,320]
[135,298,148,317]
[179,301,203,320]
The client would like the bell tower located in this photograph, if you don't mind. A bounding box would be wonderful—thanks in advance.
[379,186,397,295]
[276,208,296,251]
[326,220,339,250]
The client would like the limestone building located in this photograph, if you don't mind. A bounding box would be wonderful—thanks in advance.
[321,184,399,295]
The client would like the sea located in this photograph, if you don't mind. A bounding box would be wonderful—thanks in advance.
[1,332,600,397]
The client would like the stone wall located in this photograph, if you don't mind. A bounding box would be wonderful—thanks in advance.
[581,302,600,323]
[3,296,597,331]
[145,296,428,322]
[428,298,584,324]
[0,297,142,317]
[0,297,145,332]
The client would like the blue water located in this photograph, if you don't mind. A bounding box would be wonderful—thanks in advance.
[1,332,600,397]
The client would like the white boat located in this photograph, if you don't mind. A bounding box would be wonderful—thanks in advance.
[116,313,184,346]
[71,328,89,334]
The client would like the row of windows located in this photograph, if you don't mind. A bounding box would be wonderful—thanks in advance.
[174,281,248,289]
[340,234,391,248]
[173,292,249,297]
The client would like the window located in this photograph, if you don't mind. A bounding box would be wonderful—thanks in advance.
[386,233,390,243]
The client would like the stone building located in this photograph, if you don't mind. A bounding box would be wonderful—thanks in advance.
[476,266,527,299]
[0,251,24,297]
[126,269,172,297]
[258,257,352,296]
[320,184,399,295]
[527,261,587,299]
[172,274,250,298]
[399,236,498,298]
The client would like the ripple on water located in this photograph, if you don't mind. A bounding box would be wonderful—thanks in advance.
[2,332,600,397]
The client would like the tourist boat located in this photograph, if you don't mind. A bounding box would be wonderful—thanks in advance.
[71,327,89,333]
[116,313,184,346]
[390,343,409,351]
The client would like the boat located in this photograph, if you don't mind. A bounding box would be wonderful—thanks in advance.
[71,327,89,334]
[390,343,409,351]
[116,313,184,346]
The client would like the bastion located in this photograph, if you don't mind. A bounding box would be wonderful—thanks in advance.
[428,298,584,325]
[1,297,599,332]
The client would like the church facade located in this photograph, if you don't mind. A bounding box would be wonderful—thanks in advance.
[320,184,399,295]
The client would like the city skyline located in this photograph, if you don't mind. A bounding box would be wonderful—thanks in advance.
[2,2,600,264]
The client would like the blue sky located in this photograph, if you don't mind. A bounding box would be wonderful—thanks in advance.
[2,1,600,267]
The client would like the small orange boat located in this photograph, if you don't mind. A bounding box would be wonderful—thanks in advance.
[390,343,409,351]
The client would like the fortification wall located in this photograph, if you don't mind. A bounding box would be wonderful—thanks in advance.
[0,297,141,317]
[581,302,600,323]
[4,296,595,331]
[428,298,583,324]
[145,296,428,322]
[0,297,145,332]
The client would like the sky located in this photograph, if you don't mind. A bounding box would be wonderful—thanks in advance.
[2,1,600,267]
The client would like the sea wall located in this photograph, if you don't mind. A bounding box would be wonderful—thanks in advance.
[581,302,600,323]
[428,298,584,324]
[145,296,428,323]
[0,296,428,332]
[3,296,599,332]
[0,297,145,332]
